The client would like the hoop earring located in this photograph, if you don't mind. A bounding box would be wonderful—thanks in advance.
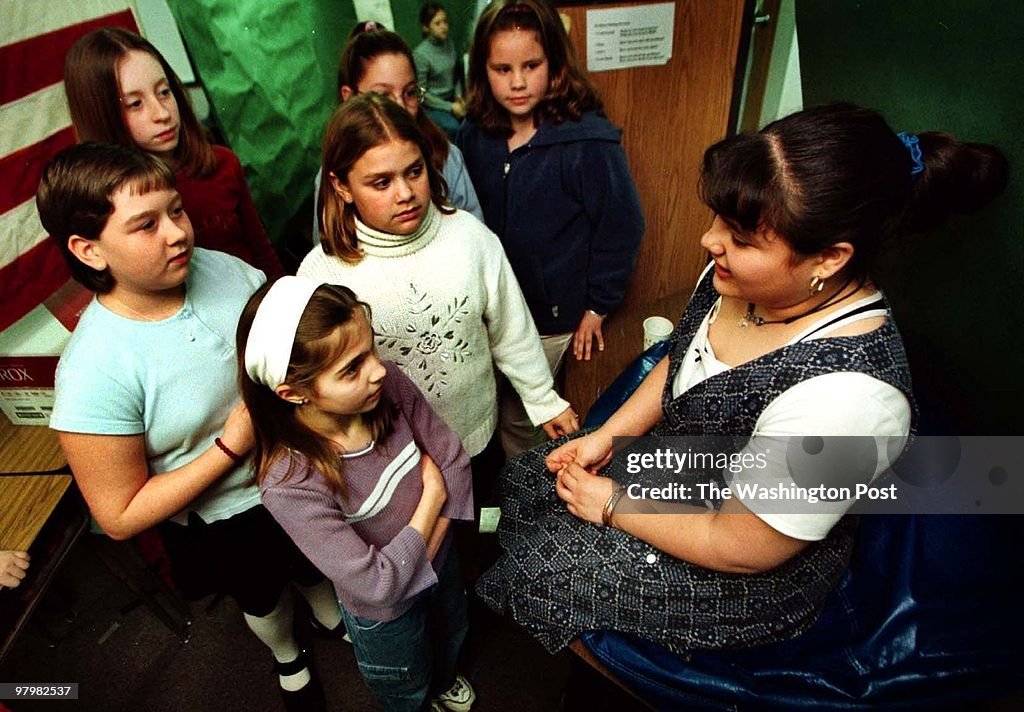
[809,275,826,295]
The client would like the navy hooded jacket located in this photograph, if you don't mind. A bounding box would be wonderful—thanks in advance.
[458,111,644,334]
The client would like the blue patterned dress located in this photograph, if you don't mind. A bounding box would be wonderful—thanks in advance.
[476,270,916,654]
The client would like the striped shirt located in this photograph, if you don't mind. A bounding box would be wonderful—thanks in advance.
[260,361,473,621]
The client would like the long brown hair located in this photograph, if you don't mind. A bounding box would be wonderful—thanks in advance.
[319,93,453,262]
[238,281,395,493]
[466,0,602,136]
[63,27,216,177]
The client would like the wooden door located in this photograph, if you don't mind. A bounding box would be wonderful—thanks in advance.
[558,1,750,417]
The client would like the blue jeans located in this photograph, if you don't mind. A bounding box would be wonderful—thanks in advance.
[341,547,468,712]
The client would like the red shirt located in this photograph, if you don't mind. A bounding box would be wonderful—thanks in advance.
[175,145,283,279]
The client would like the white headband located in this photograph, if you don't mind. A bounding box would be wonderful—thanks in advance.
[244,276,321,390]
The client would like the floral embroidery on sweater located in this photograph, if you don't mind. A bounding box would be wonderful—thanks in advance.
[375,283,473,396]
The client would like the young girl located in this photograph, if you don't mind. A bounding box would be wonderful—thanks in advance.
[459,0,645,455]
[239,277,476,712]
[312,22,482,242]
[38,142,338,712]
[64,27,283,279]
[299,94,577,473]
[414,3,466,138]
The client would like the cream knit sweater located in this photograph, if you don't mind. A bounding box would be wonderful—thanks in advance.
[298,204,568,456]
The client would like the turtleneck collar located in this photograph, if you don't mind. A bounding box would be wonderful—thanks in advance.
[354,202,441,258]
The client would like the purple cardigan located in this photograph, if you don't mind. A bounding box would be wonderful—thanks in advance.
[260,361,473,621]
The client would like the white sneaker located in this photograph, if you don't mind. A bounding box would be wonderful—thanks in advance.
[434,673,475,712]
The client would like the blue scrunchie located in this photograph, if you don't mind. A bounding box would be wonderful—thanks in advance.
[897,131,925,176]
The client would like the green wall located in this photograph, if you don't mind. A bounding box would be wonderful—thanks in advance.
[797,0,1022,434]
[390,0,479,56]
[166,0,356,245]
[165,0,477,255]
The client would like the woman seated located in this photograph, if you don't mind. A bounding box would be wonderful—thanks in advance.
[477,103,1007,654]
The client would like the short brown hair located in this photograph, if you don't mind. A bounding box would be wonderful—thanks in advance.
[63,27,216,177]
[466,0,602,136]
[419,3,447,34]
[36,142,176,293]
[319,94,453,261]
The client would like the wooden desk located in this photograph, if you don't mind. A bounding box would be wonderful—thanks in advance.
[0,416,66,474]
[0,473,88,663]
[0,474,73,550]
[0,417,80,663]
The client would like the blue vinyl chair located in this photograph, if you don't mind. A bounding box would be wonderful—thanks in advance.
[574,341,1022,710]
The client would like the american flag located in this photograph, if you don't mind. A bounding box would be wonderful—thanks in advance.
[0,1,138,332]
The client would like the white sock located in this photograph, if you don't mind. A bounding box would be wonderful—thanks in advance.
[242,592,310,691]
[295,579,343,631]
[276,661,312,692]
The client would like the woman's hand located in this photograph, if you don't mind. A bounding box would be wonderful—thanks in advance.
[543,406,580,439]
[573,311,605,361]
[221,401,255,458]
[554,463,616,525]
[546,430,613,474]
[0,550,30,590]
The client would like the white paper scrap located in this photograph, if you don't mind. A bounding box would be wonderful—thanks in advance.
[479,507,501,534]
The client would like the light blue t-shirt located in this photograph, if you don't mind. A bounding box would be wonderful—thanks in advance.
[50,248,266,525]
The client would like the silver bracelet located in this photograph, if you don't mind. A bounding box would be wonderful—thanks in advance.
[602,486,626,527]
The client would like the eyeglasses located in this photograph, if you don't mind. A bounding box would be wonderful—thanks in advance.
[404,85,427,105]
[359,86,426,108]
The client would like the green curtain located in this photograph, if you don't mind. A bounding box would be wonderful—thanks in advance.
[165,0,358,243]
[164,0,478,249]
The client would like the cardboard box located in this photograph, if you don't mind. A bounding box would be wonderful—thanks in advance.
[0,281,91,425]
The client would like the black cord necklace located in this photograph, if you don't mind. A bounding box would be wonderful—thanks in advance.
[740,276,860,327]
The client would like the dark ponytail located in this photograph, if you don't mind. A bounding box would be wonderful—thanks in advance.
[904,132,1009,232]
